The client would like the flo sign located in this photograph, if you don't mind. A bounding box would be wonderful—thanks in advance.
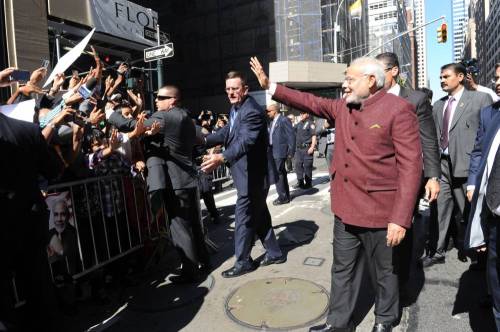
[89,0,159,46]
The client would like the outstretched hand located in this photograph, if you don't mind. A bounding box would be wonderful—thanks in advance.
[249,57,270,90]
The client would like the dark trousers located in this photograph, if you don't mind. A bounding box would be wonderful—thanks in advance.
[285,156,294,173]
[295,148,313,185]
[198,172,218,218]
[327,217,399,328]
[201,191,218,218]
[161,187,210,274]
[274,157,290,201]
[1,198,58,332]
[433,156,469,256]
[234,187,282,269]
[485,211,500,330]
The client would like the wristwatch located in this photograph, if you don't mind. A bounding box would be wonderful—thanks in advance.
[429,177,439,182]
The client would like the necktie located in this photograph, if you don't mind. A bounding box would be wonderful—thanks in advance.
[229,107,238,132]
[270,117,277,145]
[440,96,454,150]
[486,147,500,211]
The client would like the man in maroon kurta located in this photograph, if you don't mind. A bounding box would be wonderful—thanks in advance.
[251,57,422,332]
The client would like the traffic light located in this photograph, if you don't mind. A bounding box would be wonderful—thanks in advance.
[437,23,448,43]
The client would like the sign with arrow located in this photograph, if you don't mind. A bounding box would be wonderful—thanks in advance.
[144,43,174,62]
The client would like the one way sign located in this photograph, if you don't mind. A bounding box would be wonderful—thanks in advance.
[144,43,174,62]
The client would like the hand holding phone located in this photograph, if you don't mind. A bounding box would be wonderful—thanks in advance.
[10,70,30,82]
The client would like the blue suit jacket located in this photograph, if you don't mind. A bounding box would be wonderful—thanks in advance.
[270,114,295,159]
[205,95,275,196]
[465,102,500,250]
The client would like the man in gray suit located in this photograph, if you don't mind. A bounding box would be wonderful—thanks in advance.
[108,85,210,282]
[423,63,493,267]
[376,52,441,293]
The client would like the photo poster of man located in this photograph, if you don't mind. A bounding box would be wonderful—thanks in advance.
[45,192,81,277]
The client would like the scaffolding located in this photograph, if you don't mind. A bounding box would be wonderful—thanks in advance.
[274,0,323,61]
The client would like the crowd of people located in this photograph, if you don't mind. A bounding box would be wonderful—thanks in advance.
[2,42,500,332]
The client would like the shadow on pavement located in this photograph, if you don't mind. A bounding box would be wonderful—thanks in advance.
[453,269,496,332]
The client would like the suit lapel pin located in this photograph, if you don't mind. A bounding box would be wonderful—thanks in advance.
[369,124,382,129]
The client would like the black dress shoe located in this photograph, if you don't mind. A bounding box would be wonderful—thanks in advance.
[309,323,333,332]
[221,264,257,278]
[273,198,290,206]
[421,255,445,268]
[457,250,468,262]
[303,182,312,189]
[260,255,287,266]
[372,323,393,332]
[293,181,305,189]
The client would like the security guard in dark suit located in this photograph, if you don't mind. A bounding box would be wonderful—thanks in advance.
[108,85,210,283]
[293,111,317,189]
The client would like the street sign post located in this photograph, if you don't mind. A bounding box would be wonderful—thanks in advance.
[143,43,174,62]
[143,26,169,44]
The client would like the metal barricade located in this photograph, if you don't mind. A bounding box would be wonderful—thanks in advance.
[10,166,229,306]
[44,175,164,281]
[212,163,231,183]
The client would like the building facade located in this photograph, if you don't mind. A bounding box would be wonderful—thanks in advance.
[366,0,413,86]
[320,0,370,64]
[413,0,427,87]
[274,0,323,62]
[452,0,468,62]
[483,0,500,86]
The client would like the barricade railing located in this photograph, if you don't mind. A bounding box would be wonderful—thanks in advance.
[212,163,231,183]
[43,174,163,281]
[10,163,231,307]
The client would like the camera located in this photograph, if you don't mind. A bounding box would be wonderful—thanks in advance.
[461,58,479,76]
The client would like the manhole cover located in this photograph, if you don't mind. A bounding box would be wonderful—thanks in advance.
[128,274,214,312]
[274,224,316,247]
[225,277,329,331]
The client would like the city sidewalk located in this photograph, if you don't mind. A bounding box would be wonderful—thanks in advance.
[61,156,490,332]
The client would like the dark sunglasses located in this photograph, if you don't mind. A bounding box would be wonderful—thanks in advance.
[156,95,175,101]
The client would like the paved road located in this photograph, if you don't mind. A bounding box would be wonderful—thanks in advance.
[65,157,496,332]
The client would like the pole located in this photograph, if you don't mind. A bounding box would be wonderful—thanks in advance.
[333,0,346,63]
[364,15,445,57]
[156,24,163,89]
[55,33,61,60]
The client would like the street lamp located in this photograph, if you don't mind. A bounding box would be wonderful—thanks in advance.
[333,0,346,63]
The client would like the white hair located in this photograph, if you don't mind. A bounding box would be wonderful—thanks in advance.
[350,57,385,89]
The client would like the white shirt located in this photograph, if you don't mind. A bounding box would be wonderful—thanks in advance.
[467,126,500,248]
[441,86,465,155]
[387,83,401,96]
[484,128,500,215]
[476,85,500,102]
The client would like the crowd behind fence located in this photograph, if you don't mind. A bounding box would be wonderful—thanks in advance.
[9,164,231,308]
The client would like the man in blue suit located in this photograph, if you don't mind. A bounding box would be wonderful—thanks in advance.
[201,71,285,278]
[267,103,295,205]
[465,63,500,329]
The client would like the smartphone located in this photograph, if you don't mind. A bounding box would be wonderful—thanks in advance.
[78,85,93,100]
[10,70,30,82]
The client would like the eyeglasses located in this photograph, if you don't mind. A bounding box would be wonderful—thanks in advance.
[156,95,175,100]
